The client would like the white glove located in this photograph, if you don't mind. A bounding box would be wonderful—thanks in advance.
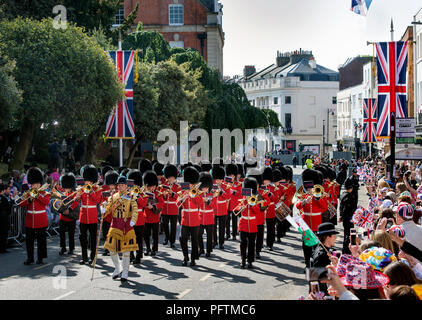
[100,206,106,214]
[130,221,135,227]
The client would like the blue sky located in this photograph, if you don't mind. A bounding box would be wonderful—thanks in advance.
[220,0,422,77]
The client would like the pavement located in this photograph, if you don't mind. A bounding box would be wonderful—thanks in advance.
[0,167,369,300]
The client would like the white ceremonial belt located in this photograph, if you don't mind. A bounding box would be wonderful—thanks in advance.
[199,209,214,213]
[164,201,176,204]
[183,209,198,213]
[241,216,255,220]
[270,202,275,206]
[27,210,45,214]
[81,205,97,209]
[303,212,321,216]
[217,200,227,204]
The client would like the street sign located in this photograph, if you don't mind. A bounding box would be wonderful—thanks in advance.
[396,118,415,138]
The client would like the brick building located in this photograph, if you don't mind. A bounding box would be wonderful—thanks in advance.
[121,0,224,75]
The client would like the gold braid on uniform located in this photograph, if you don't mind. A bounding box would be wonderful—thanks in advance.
[104,192,139,253]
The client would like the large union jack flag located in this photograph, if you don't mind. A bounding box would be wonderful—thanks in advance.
[352,205,373,230]
[362,98,377,143]
[105,51,136,139]
[375,41,408,138]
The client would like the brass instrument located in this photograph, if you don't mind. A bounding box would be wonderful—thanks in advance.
[131,185,146,198]
[15,183,50,205]
[312,184,324,196]
[292,185,306,204]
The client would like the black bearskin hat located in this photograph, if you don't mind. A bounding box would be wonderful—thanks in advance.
[226,163,238,176]
[236,163,245,178]
[104,170,119,186]
[81,164,98,183]
[120,168,129,179]
[117,166,127,174]
[302,168,322,187]
[314,165,328,180]
[153,162,164,176]
[127,169,142,187]
[164,164,178,179]
[242,177,258,195]
[262,167,273,182]
[273,169,282,183]
[101,165,113,178]
[327,167,337,181]
[278,166,289,181]
[183,166,200,184]
[199,172,213,190]
[138,158,152,174]
[193,164,202,173]
[143,170,158,187]
[60,172,76,190]
[27,167,44,185]
[285,166,293,182]
[211,166,225,180]
[200,161,212,172]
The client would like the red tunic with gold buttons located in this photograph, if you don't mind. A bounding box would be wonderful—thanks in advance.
[212,182,231,217]
[19,191,50,229]
[177,194,202,227]
[296,196,329,232]
[71,188,102,224]
[144,191,164,224]
[161,183,181,216]
[228,181,242,212]
[198,193,215,226]
[238,202,260,233]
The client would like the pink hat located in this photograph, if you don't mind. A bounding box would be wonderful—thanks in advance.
[336,254,390,289]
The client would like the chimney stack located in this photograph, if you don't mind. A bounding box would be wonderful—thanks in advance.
[243,65,256,78]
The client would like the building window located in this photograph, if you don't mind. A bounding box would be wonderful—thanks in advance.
[285,96,291,104]
[113,5,124,26]
[332,96,337,104]
[285,113,292,128]
[273,97,278,105]
[169,4,184,26]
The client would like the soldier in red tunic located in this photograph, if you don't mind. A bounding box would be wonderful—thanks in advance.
[161,164,181,248]
[211,166,231,249]
[18,167,50,265]
[58,172,78,256]
[141,170,164,257]
[197,172,215,257]
[177,166,201,266]
[71,164,102,265]
[234,177,262,269]
[127,169,146,265]
[226,163,241,240]
[262,167,280,251]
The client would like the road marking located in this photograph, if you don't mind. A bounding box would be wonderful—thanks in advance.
[199,273,212,282]
[0,275,19,281]
[34,263,52,270]
[177,288,192,299]
[53,291,75,300]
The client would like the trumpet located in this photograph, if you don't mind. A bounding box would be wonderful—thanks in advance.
[131,185,146,198]
[312,184,324,196]
[15,183,50,205]
[292,185,306,204]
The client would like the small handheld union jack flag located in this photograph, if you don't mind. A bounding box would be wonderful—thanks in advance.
[352,205,374,230]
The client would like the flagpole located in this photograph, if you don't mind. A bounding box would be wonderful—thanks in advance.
[118,30,123,167]
[390,18,396,181]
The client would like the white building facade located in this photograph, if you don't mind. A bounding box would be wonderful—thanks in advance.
[235,51,339,155]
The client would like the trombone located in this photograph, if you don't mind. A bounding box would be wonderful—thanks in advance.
[15,183,50,206]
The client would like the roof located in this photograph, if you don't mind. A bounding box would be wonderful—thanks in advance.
[198,0,216,12]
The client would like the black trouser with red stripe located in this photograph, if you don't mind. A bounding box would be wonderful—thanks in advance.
[144,222,159,252]
[199,224,214,254]
[265,218,276,249]
[25,227,47,261]
[79,223,97,260]
[240,231,256,264]
[162,215,178,245]
[256,224,265,254]
[131,225,144,260]
[59,220,76,251]
[180,225,199,261]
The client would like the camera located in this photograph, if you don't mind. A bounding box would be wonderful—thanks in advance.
[350,228,357,245]
[309,281,320,294]
[386,220,394,229]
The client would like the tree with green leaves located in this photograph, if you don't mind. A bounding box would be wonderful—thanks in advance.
[0,18,122,170]
[125,60,209,167]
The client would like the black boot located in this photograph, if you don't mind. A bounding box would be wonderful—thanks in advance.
[24,259,34,265]
[59,248,67,255]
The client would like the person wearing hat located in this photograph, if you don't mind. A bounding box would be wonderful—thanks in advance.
[296,168,329,267]
[0,183,12,253]
[283,166,296,234]
[326,167,340,225]
[160,164,181,248]
[57,173,79,256]
[138,158,152,174]
[234,177,262,269]
[101,170,119,257]
[197,172,215,257]
[153,162,166,237]
[103,176,139,282]
[276,166,289,241]
[262,167,278,251]
[142,170,164,256]
[177,166,202,266]
[211,166,231,249]
[71,164,102,265]
[226,163,241,240]
[339,178,357,254]
[395,202,422,251]
[127,169,147,264]
[18,167,50,265]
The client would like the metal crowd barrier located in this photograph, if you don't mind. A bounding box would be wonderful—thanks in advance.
[7,205,26,246]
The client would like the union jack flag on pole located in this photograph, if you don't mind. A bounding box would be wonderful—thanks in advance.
[375,41,408,138]
[362,98,377,143]
[105,51,136,139]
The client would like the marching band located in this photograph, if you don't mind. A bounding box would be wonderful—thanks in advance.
[12,160,342,281]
